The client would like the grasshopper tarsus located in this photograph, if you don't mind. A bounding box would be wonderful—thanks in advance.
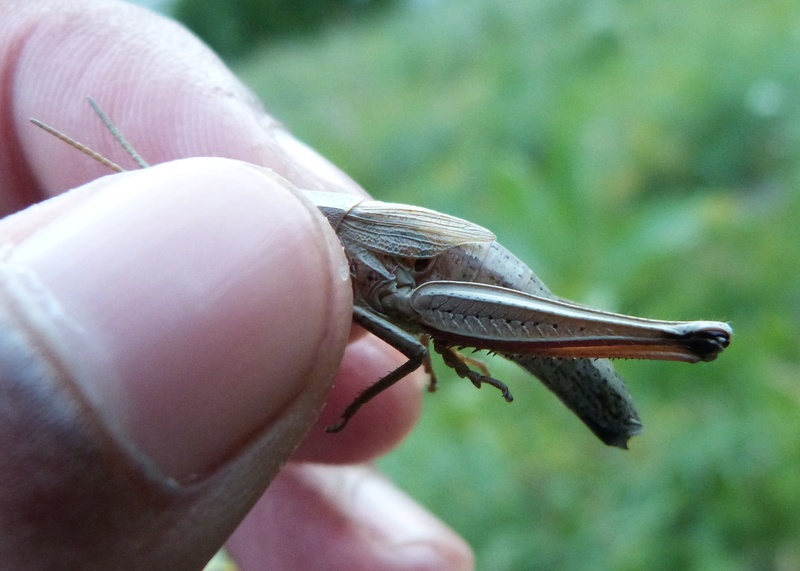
[465,368,514,403]
[426,376,438,394]
[479,376,514,403]
[432,340,515,403]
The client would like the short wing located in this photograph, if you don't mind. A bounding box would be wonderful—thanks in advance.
[340,200,496,257]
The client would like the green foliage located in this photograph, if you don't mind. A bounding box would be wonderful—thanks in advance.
[189,0,800,568]
[172,0,396,59]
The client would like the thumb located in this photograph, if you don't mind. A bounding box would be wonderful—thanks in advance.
[0,158,351,568]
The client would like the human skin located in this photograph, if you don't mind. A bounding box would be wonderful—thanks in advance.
[0,1,474,569]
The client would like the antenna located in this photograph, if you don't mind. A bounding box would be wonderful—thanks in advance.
[86,98,149,169]
[30,97,149,172]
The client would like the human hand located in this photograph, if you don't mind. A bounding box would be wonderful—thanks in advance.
[0,1,473,569]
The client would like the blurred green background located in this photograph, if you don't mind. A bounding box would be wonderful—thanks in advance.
[162,0,799,568]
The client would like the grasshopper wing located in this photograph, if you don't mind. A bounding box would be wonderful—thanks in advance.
[305,192,495,257]
[410,281,731,362]
[339,201,496,257]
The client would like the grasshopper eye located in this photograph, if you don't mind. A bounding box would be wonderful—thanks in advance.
[414,258,432,273]
[394,256,432,273]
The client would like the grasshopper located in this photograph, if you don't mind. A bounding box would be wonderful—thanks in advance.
[31,100,731,448]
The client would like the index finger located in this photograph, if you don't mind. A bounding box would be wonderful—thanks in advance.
[3,0,363,209]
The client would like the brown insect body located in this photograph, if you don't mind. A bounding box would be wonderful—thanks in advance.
[312,192,730,447]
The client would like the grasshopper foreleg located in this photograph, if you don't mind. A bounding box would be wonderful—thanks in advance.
[432,339,514,403]
[326,306,432,432]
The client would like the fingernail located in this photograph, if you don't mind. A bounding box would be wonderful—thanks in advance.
[1,158,350,482]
